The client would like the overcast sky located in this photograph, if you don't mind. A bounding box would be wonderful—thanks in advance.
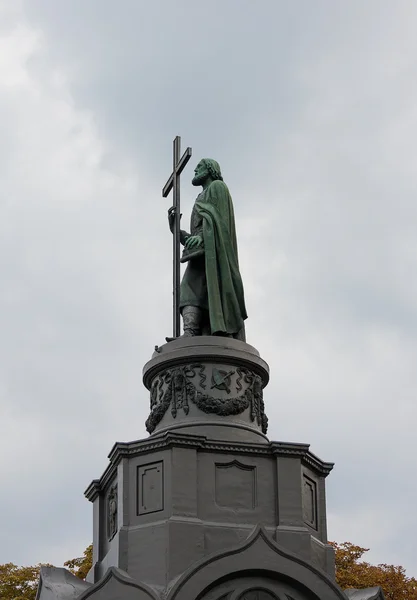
[1,0,416,579]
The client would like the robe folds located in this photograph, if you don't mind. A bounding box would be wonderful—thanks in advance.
[179,180,247,337]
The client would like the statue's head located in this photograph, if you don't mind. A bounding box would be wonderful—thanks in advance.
[192,158,223,186]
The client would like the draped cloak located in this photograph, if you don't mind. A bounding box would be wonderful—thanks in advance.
[179,180,247,337]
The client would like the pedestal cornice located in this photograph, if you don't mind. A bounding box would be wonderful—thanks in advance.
[84,432,333,502]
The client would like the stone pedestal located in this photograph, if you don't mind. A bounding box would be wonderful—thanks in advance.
[37,337,354,600]
[78,338,341,600]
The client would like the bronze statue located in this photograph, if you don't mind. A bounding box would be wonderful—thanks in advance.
[168,158,247,340]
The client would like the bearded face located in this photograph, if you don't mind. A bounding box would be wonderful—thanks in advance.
[192,161,209,186]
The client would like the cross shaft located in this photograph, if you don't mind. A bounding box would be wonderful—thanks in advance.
[162,136,192,338]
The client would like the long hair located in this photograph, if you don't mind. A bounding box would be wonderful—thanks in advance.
[202,158,223,181]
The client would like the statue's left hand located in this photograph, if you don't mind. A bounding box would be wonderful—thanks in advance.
[185,234,203,249]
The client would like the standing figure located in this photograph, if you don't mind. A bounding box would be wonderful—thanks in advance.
[168,159,247,340]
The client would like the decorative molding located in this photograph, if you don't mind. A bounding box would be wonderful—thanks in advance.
[85,434,333,502]
[203,442,270,454]
[302,452,334,476]
[143,346,270,391]
[270,442,333,477]
[84,479,101,502]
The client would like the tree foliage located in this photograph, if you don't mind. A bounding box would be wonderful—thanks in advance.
[64,544,93,581]
[331,541,417,600]
[0,545,93,600]
[0,563,43,600]
[2,542,417,600]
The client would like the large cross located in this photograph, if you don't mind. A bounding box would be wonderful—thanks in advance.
[162,136,192,338]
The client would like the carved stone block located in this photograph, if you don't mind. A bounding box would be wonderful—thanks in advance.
[143,338,270,441]
[107,483,118,541]
[145,364,268,435]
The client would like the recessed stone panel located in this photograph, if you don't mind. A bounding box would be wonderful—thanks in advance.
[302,475,317,530]
[215,460,256,510]
[137,461,164,515]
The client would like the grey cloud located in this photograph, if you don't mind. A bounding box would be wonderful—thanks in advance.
[0,0,416,578]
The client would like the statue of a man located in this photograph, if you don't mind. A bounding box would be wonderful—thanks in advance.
[168,159,247,340]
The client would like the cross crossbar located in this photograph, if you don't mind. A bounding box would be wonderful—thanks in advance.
[162,146,192,198]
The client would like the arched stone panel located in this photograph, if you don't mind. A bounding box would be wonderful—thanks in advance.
[237,591,278,600]
[77,567,159,600]
[167,525,346,600]
[196,574,313,600]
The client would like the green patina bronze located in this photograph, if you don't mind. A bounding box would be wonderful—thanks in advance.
[168,159,247,340]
